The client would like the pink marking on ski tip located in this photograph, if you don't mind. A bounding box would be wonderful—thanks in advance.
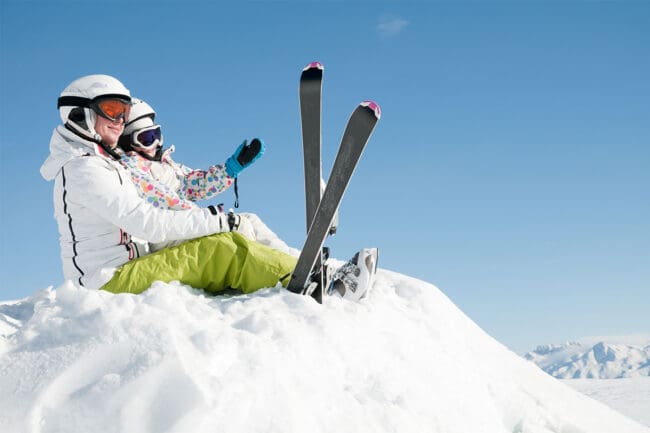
[303,61,323,71]
[361,101,381,119]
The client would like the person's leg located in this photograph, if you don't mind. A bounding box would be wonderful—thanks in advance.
[101,232,297,295]
[239,212,297,255]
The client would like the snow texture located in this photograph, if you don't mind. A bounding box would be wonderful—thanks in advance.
[1,220,648,433]
[564,378,650,428]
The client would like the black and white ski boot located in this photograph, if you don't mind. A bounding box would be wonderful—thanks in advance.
[327,248,378,301]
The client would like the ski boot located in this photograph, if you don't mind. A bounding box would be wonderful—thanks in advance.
[327,248,378,301]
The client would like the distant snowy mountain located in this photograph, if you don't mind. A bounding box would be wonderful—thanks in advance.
[525,338,650,379]
[1,219,648,433]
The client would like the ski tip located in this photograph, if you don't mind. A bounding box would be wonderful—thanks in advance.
[303,61,324,71]
[360,100,381,119]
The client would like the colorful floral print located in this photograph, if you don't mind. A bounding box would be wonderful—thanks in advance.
[120,153,194,211]
[181,165,233,201]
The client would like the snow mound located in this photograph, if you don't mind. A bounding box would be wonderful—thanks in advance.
[2,277,648,433]
[525,340,650,379]
[1,219,647,433]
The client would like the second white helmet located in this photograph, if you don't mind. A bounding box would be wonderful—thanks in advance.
[124,98,156,135]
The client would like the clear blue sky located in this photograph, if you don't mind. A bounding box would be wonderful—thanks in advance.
[1,1,648,352]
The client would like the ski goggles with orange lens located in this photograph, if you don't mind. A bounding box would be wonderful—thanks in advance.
[57,94,132,122]
[92,98,131,122]
[133,125,163,149]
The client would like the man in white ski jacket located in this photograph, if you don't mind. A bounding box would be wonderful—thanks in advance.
[41,75,293,293]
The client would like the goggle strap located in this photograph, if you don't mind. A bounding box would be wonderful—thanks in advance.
[57,96,91,109]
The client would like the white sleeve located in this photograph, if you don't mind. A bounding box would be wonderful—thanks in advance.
[65,157,227,243]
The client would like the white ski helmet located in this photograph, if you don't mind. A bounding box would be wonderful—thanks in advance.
[123,98,156,135]
[57,74,131,133]
[118,98,164,158]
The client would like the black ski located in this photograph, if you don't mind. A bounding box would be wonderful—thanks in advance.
[300,61,324,233]
[288,101,381,302]
[299,61,327,303]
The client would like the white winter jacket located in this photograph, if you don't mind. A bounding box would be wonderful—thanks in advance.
[40,126,228,289]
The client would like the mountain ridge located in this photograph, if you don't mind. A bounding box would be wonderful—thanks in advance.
[525,339,650,379]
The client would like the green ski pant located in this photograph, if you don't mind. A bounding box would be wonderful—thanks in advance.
[101,232,297,295]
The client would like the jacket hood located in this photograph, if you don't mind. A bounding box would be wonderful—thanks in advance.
[40,125,108,181]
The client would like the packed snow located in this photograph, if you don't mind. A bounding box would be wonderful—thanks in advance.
[1,220,648,433]
[563,378,650,428]
[525,338,650,379]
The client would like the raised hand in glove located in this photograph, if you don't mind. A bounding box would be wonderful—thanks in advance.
[225,138,265,178]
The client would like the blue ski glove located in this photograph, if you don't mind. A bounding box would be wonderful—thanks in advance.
[225,138,265,178]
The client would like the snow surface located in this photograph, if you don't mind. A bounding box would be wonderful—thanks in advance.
[563,378,650,428]
[525,338,650,379]
[1,219,648,433]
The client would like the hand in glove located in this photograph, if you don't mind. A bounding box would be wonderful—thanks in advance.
[226,211,256,240]
[208,206,256,241]
[225,138,265,178]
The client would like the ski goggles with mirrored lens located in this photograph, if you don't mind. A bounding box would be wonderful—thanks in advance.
[57,95,132,122]
[132,125,163,149]
[92,98,131,122]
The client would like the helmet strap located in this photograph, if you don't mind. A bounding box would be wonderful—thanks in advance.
[65,120,97,143]
[117,132,133,151]
[64,121,122,160]
[98,141,123,160]
[152,146,163,162]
